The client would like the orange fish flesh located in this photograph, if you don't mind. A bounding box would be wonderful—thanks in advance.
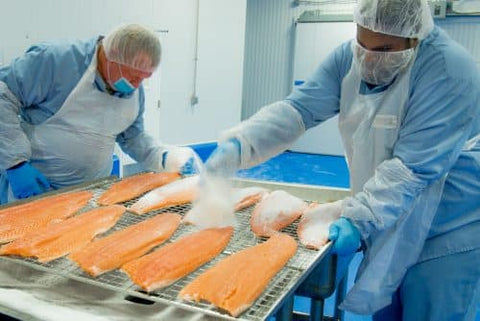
[97,172,180,205]
[0,190,93,243]
[69,213,181,276]
[0,205,125,262]
[122,226,233,291]
[179,232,297,317]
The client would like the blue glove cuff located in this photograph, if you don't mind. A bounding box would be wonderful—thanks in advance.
[329,217,361,256]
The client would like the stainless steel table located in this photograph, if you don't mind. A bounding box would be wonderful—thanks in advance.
[0,177,350,321]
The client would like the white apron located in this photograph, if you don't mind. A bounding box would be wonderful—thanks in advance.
[337,43,446,314]
[20,48,139,190]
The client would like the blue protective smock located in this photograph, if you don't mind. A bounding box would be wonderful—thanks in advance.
[0,37,165,203]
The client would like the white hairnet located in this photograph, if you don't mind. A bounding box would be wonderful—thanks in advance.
[103,24,161,73]
[354,0,434,40]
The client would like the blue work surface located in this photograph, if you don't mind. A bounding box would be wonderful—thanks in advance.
[237,151,349,189]
[190,142,350,189]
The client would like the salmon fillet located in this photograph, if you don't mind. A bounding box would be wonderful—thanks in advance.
[297,201,342,250]
[179,233,297,317]
[0,205,125,262]
[0,191,88,217]
[0,191,93,243]
[232,187,269,212]
[69,213,182,276]
[97,172,180,205]
[250,190,307,237]
[122,226,233,292]
[129,176,199,215]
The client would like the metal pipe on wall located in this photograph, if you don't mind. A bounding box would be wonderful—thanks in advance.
[190,0,200,107]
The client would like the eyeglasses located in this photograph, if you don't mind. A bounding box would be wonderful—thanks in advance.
[355,37,415,53]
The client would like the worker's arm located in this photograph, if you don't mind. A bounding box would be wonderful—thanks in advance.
[0,44,60,170]
[219,42,352,169]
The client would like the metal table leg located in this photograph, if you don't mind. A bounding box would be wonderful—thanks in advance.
[275,294,294,321]
[294,254,338,321]
[309,298,324,321]
[333,274,347,321]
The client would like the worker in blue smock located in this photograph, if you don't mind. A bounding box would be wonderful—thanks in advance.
[204,0,480,320]
[0,24,201,204]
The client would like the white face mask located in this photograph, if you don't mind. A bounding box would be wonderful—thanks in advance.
[352,39,416,86]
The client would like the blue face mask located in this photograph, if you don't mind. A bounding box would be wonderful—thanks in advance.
[112,77,135,94]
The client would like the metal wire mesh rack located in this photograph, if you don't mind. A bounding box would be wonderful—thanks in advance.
[0,176,341,321]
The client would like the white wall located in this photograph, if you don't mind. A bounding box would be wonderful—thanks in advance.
[152,0,246,145]
[0,0,246,169]
[289,21,356,156]
[436,16,480,69]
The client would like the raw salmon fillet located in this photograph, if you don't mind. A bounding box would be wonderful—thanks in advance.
[0,205,125,262]
[232,187,269,211]
[0,190,93,243]
[179,232,297,317]
[129,176,199,215]
[0,191,88,216]
[122,226,233,291]
[297,200,342,249]
[69,213,181,276]
[97,172,180,205]
[250,190,307,237]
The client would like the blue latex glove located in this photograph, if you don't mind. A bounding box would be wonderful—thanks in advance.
[328,217,361,256]
[161,147,201,175]
[6,162,51,199]
[204,139,241,178]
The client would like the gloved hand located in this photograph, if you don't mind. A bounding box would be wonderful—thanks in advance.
[328,217,361,256]
[6,162,51,199]
[204,138,241,178]
[297,200,343,249]
[161,146,202,175]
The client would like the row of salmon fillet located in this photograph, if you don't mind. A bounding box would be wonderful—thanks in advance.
[0,172,340,317]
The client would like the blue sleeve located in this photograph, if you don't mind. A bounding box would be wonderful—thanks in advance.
[395,36,480,182]
[0,44,56,113]
[0,39,95,120]
[0,43,63,168]
[285,41,353,130]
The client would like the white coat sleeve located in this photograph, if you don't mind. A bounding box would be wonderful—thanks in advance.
[220,101,306,169]
[220,42,351,169]
[0,82,30,169]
